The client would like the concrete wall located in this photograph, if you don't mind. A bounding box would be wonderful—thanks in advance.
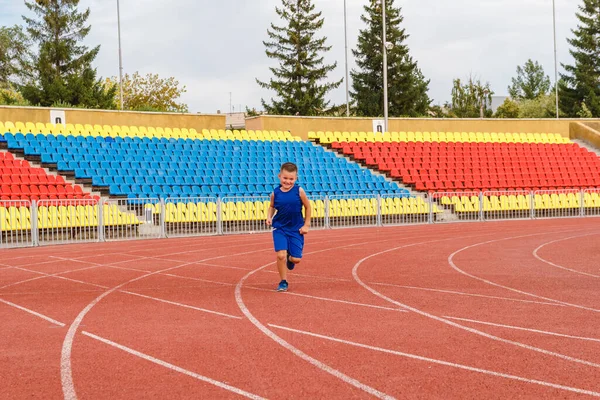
[246,115,600,141]
[0,106,225,131]
[570,122,600,149]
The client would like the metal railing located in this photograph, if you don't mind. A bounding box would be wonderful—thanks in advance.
[431,192,481,223]
[0,200,33,248]
[1,189,600,249]
[381,194,431,226]
[584,188,600,217]
[533,189,582,219]
[103,198,161,241]
[221,196,272,235]
[37,199,99,246]
[328,194,379,229]
[164,197,218,237]
[482,190,532,221]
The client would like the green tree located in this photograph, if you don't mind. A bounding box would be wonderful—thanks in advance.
[518,93,561,118]
[20,0,115,109]
[508,59,551,100]
[559,0,600,117]
[494,98,520,118]
[257,0,341,116]
[428,104,446,118]
[0,87,31,106]
[245,106,260,117]
[351,0,430,117]
[448,76,494,118]
[0,25,32,89]
[577,101,593,118]
[104,72,188,112]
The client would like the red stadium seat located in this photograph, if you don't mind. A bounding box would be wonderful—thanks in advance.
[329,140,600,193]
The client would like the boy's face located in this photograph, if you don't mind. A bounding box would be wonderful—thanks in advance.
[278,170,297,190]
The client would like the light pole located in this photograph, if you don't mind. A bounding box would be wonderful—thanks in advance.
[344,0,350,117]
[552,0,559,119]
[382,0,389,133]
[117,0,124,111]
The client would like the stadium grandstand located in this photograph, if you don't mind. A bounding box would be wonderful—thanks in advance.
[1,117,600,249]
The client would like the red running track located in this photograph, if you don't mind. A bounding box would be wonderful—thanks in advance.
[1,218,599,399]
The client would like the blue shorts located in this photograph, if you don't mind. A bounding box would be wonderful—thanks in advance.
[272,228,304,258]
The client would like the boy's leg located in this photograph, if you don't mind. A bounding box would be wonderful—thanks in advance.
[287,231,304,266]
[286,250,295,270]
[273,230,289,285]
[276,250,288,281]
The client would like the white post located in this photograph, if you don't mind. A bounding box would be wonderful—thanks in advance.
[117,0,124,111]
[552,0,559,118]
[382,0,389,133]
[344,0,350,117]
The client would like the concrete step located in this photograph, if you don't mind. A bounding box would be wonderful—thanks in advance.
[573,139,600,157]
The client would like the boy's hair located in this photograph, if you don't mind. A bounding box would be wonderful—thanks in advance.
[280,162,298,173]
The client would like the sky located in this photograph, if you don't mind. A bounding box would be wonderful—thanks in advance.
[0,0,581,114]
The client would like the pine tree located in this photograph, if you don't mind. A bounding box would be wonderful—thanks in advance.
[559,0,600,117]
[0,25,32,89]
[257,0,341,116]
[351,0,430,117]
[508,59,551,100]
[20,0,115,109]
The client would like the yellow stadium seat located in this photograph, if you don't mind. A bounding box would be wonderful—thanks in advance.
[24,122,36,133]
[15,121,26,133]
[4,121,16,133]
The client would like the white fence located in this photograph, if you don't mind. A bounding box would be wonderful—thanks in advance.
[1,189,599,249]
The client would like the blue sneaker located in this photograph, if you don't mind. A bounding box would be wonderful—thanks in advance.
[277,280,288,292]
[286,252,295,270]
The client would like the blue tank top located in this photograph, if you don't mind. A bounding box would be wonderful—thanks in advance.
[272,185,304,231]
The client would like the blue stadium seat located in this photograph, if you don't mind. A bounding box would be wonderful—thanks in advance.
[14,131,411,199]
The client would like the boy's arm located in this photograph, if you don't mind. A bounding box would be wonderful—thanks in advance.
[299,188,311,234]
[266,193,275,226]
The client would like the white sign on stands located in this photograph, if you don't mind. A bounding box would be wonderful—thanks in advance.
[372,119,384,133]
[50,110,66,125]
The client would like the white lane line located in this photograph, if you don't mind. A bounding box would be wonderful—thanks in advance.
[0,297,66,327]
[236,261,395,400]
[120,290,242,320]
[0,295,265,399]
[5,264,247,321]
[246,286,408,312]
[444,316,600,343]
[532,233,600,278]
[9,266,109,289]
[351,231,600,370]
[103,265,153,273]
[235,235,425,400]
[447,230,600,313]
[81,331,266,400]
[61,246,273,400]
[370,283,565,307]
[1,265,103,290]
[235,233,501,400]
[269,324,600,398]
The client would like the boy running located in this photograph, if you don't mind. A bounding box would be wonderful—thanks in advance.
[266,162,311,292]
